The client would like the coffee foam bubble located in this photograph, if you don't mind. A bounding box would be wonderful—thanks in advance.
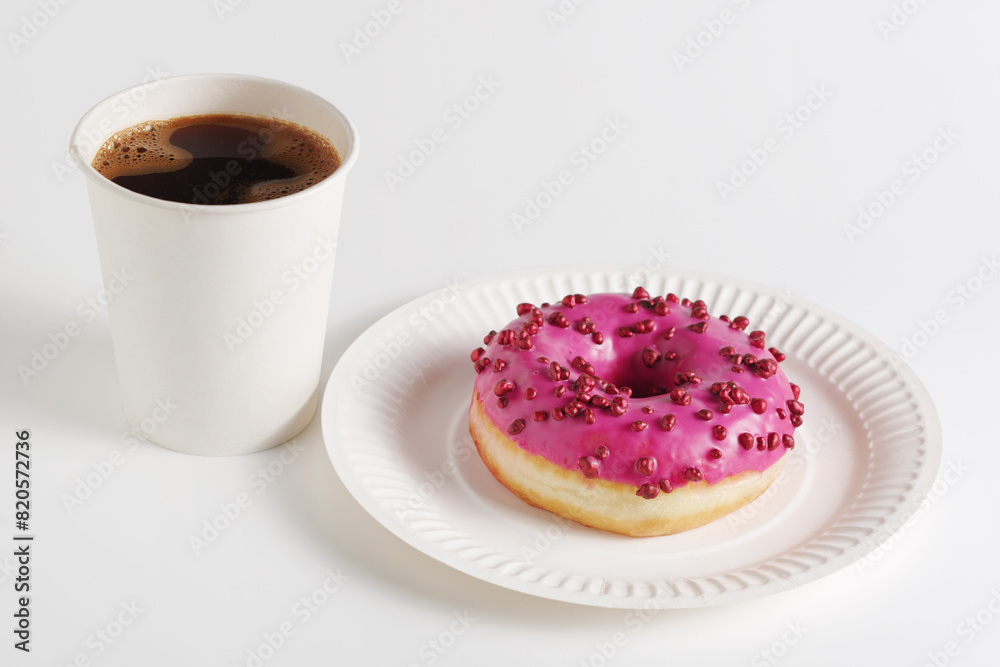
[92,114,341,204]
[93,121,191,179]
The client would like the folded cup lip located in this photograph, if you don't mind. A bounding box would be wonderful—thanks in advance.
[69,72,359,214]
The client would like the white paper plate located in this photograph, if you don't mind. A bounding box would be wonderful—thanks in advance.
[321,266,941,608]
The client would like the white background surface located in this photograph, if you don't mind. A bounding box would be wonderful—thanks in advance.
[1,1,997,665]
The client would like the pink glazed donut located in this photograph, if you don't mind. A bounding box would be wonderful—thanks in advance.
[468,288,804,537]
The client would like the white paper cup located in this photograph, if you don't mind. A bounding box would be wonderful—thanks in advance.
[70,74,358,456]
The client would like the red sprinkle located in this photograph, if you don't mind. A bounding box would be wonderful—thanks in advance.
[548,312,570,328]
[709,448,722,459]
[790,414,803,427]
[769,347,786,362]
[787,400,805,416]
[584,408,596,424]
[783,434,795,449]
[632,286,650,299]
[533,410,548,422]
[496,397,507,409]
[669,389,691,406]
[756,436,766,451]
[791,383,801,400]
[696,409,713,421]
[777,407,787,419]
[641,348,661,367]
[636,483,659,499]
[493,359,506,373]
[730,316,749,331]
[579,455,599,479]
[631,420,647,432]
[471,347,485,362]
[552,407,565,421]
[642,406,654,414]
[719,346,735,357]
[755,358,778,379]
[738,433,754,450]
[767,432,780,450]
[609,403,627,417]
[751,398,767,414]
[635,457,656,476]
[494,379,515,396]
[555,385,567,397]
[474,357,491,373]
[660,414,677,431]
[591,395,609,408]
[684,467,704,482]
[659,479,674,493]
[596,445,609,459]
[592,332,605,344]
[625,302,639,313]
[687,321,708,334]
[484,330,496,345]
[666,293,680,304]
[617,326,634,338]
[508,419,526,435]
[516,303,534,316]
[654,301,670,316]
[524,387,537,400]
[713,425,727,440]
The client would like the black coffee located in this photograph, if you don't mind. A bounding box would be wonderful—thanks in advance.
[92,114,341,205]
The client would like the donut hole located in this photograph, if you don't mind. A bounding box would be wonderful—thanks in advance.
[596,358,673,398]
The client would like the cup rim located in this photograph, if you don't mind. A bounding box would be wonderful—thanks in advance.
[69,73,359,213]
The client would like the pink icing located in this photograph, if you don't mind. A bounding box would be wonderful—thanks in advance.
[470,291,802,497]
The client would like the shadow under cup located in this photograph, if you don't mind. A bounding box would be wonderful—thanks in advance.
[70,74,359,456]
